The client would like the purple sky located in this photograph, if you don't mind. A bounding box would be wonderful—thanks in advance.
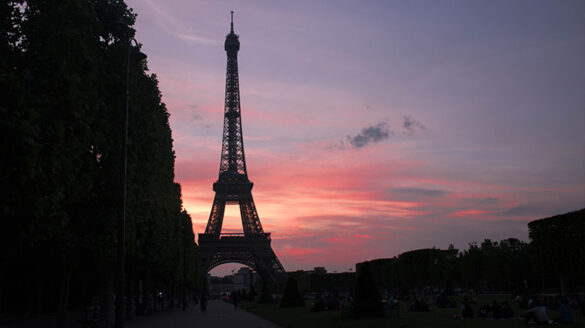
[127,0,584,275]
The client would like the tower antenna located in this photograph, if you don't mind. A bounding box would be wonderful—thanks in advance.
[230,11,234,33]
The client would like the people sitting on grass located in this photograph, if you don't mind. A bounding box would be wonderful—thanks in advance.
[555,297,574,325]
[491,300,502,319]
[500,301,514,318]
[517,294,532,309]
[408,297,430,312]
[458,297,474,319]
[567,295,584,317]
[523,299,549,325]
[436,291,456,308]
[478,303,490,318]
[325,292,340,311]
[386,294,399,310]
[311,293,327,312]
[305,291,344,311]
[477,300,514,319]
[568,295,583,313]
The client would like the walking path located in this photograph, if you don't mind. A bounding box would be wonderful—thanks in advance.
[1,301,280,328]
[127,300,280,328]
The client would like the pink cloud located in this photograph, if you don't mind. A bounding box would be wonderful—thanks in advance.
[355,233,372,239]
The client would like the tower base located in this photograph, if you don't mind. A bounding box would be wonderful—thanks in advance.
[198,233,286,284]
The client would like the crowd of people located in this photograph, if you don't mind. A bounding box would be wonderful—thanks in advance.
[382,289,583,325]
[451,293,581,325]
[477,300,514,319]
[209,285,583,325]
[310,292,343,311]
[520,295,579,325]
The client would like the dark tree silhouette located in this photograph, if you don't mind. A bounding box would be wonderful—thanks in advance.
[529,209,585,293]
[353,262,383,318]
[258,279,276,304]
[0,0,204,324]
[280,276,304,307]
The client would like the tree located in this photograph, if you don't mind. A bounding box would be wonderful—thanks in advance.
[258,279,275,304]
[352,262,383,318]
[0,1,203,323]
[528,209,585,293]
[280,276,304,307]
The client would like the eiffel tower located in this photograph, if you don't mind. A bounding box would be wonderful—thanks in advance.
[198,12,286,284]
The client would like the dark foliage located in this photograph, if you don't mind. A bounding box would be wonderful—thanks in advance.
[0,0,203,322]
[352,262,384,318]
[364,209,584,295]
[367,240,531,294]
[292,271,355,297]
[258,279,275,304]
[280,276,304,307]
[528,209,585,292]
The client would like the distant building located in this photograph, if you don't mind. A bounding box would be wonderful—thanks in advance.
[233,267,256,291]
[208,273,234,296]
[208,267,258,296]
[209,283,233,296]
[291,267,328,275]
[313,267,327,275]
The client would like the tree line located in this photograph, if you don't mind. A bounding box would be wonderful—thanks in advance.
[283,209,583,303]
[0,0,204,326]
[364,209,584,295]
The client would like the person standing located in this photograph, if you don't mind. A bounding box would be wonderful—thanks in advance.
[200,294,207,314]
[233,291,240,310]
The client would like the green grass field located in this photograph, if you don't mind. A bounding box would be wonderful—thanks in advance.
[240,295,585,328]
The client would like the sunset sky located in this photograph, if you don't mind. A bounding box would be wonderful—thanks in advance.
[126,0,584,274]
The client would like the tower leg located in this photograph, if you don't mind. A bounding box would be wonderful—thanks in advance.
[239,195,264,235]
[205,195,226,235]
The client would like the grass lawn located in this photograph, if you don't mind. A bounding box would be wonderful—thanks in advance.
[240,295,585,328]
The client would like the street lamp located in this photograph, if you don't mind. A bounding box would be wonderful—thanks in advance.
[182,216,187,311]
[115,26,146,328]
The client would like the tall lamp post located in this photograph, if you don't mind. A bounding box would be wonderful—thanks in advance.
[182,216,187,311]
[116,33,146,328]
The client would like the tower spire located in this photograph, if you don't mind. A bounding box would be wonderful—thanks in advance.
[230,11,234,33]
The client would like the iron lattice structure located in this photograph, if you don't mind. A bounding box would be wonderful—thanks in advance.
[199,13,286,284]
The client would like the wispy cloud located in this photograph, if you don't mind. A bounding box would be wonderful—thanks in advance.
[347,120,391,148]
[341,115,427,149]
[143,0,220,45]
[494,203,568,218]
[460,197,500,206]
[390,187,450,198]
[174,32,220,45]
[402,115,426,135]
[245,135,272,141]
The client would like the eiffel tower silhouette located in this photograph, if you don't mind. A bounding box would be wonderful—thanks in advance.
[198,12,286,284]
